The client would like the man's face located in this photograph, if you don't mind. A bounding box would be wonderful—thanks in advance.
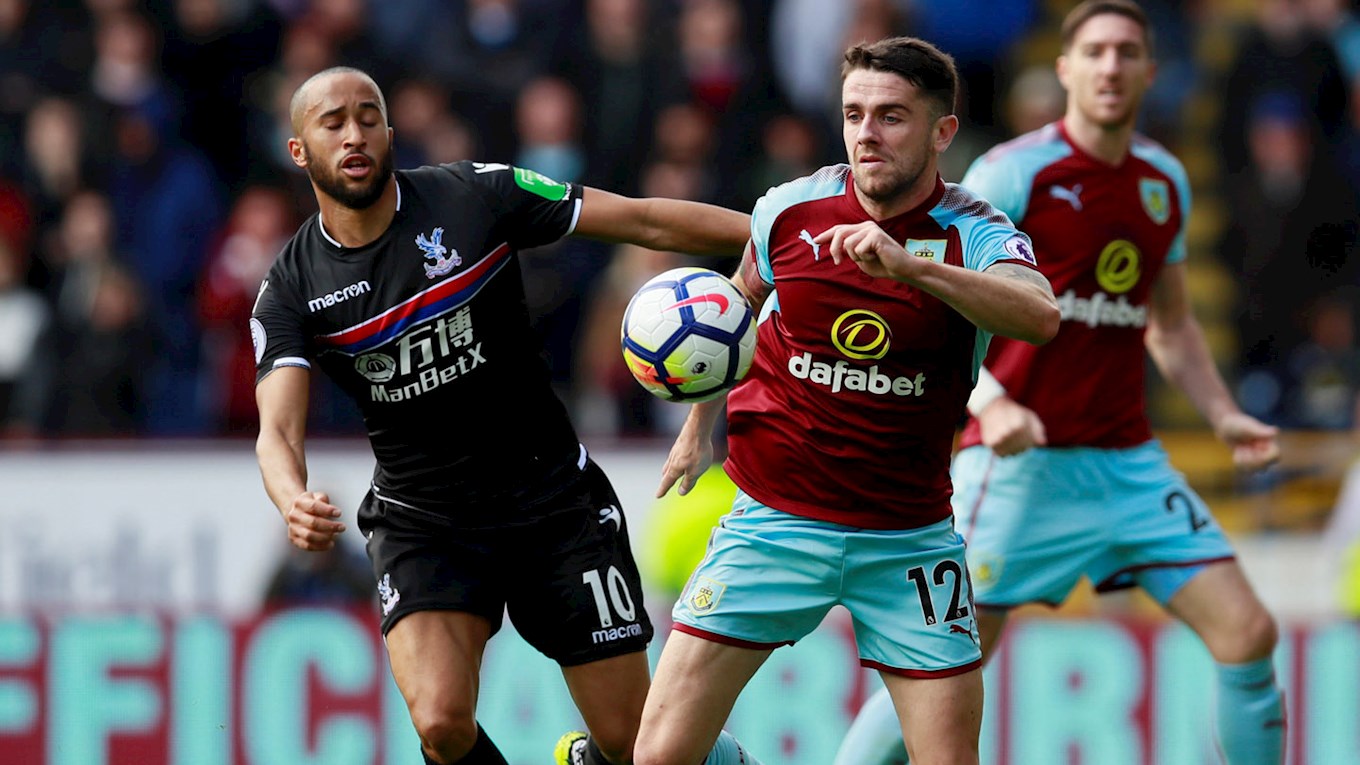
[841,68,954,205]
[1058,13,1155,130]
[290,73,394,210]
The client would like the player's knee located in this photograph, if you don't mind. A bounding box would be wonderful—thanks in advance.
[409,703,478,762]
[588,726,636,765]
[1209,606,1279,664]
[632,732,685,765]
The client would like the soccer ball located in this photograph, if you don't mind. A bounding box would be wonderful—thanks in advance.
[621,267,757,403]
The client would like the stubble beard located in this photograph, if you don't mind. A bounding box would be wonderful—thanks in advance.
[856,154,929,206]
[303,142,394,210]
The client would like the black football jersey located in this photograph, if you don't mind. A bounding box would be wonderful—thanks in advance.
[252,161,588,521]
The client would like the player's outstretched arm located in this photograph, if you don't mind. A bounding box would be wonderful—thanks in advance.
[1146,262,1279,470]
[574,187,750,256]
[815,222,1059,344]
[256,366,347,550]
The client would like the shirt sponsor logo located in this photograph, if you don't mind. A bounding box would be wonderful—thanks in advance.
[307,280,371,312]
[367,307,486,402]
[831,309,892,360]
[788,352,926,396]
[1095,239,1141,294]
[1056,289,1147,328]
[591,622,644,644]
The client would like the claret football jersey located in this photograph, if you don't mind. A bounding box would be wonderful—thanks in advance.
[724,164,1037,530]
[957,121,1190,449]
[251,162,585,517]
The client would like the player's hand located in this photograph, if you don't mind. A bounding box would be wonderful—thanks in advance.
[285,491,346,551]
[814,222,911,281]
[1215,412,1280,471]
[657,427,714,498]
[978,396,1047,456]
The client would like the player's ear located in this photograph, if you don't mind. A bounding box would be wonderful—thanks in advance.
[288,136,307,169]
[933,113,959,154]
[1056,55,1071,91]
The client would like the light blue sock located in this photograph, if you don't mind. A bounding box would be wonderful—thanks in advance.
[1216,657,1285,765]
[832,687,909,765]
[704,730,765,765]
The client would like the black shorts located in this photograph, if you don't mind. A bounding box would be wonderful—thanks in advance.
[357,459,654,666]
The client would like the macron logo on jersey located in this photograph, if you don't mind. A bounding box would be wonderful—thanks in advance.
[308,280,372,312]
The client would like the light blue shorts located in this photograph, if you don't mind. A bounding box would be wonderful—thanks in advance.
[671,491,983,677]
[951,442,1236,608]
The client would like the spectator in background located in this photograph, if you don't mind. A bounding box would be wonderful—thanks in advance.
[105,94,224,436]
[1219,90,1359,389]
[514,75,611,409]
[1280,291,1360,430]
[244,21,339,206]
[559,0,684,197]
[1218,0,1351,179]
[161,0,284,194]
[1002,63,1068,137]
[12,188,151,436]
[0,182,46,433]
[0,0,94,175]
[733,111,823,212]
[387,77,455,169]
[406,0,567,159]
[18,96,98,292]
[909,0,1040,130]
[20,260,151,436]
[514,76,586,183]
[678,0,786,209]
[770,0,910,135]
[198,184,300,435]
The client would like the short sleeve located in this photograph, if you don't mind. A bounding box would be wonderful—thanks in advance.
[251,269,311,383]
[450,162,584,249]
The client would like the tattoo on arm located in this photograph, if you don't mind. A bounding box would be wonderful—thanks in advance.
[985,262,1052,293]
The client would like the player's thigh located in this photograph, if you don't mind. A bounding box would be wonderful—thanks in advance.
[634,630,772,765]
[358,492,506,634]
[1164,560,1278,663]
[881,667,983,765]
[1089,443,1238,601]
[385,610,496,735]
[507,460,654,667]
[560,650,651,759]
[841,516,982,675]
[670,497,843,646]
[951,446,1106,608]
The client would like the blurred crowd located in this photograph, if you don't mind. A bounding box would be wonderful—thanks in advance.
[0,0,1356,441]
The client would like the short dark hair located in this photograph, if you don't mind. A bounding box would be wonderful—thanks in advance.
[1060,0,1154,55]
[842,36,959,119]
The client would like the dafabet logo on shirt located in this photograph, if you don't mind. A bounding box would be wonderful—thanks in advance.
[785,309,925,397]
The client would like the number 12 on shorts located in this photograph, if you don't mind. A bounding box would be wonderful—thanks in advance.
[906,560,970,626]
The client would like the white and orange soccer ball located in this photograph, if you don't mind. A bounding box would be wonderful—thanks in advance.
[621,267,757,403]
